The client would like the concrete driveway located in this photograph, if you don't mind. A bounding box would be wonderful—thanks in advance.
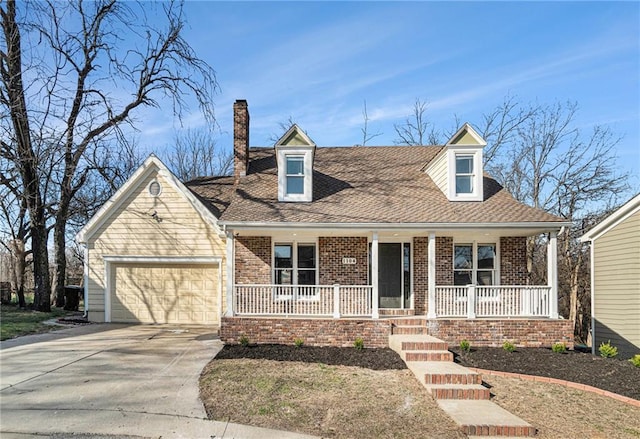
[0,324,316,439]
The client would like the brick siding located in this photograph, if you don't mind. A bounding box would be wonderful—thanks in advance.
[500,236,528,285]
[319,237,368,285]
[436,236,454,285]
[425,318,574,348]
[413,237,428,314]
[221,317,391,347]
[235,236,271,284]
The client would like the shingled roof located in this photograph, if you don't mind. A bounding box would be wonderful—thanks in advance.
[185,146,565,225]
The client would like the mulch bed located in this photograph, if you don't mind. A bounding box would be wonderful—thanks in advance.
[451,347,640,401]
[215,344,407,370]
[217,344,640,401]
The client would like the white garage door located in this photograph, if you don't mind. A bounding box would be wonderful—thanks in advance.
[110,263,219,324]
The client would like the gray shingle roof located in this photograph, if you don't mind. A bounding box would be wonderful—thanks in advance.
[189,146,564,225]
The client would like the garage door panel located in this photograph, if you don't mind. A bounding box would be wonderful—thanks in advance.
[111,263,218,324]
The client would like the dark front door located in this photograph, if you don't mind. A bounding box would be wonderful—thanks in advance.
[379,243,402,308]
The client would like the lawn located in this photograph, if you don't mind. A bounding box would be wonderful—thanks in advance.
[200,345,640,439]
[0,303,72,341]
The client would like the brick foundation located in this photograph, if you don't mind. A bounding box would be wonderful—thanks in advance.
[221,317,391,348]
[424,318,574,348]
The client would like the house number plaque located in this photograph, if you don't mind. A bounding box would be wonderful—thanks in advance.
[342,257,357,265]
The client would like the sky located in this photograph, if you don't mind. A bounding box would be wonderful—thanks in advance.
[137,1,640,192]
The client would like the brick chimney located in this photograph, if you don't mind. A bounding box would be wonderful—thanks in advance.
[233,99,249,182]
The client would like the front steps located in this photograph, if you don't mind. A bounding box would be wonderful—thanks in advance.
[389,321,536,437]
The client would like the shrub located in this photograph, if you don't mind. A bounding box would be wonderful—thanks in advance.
[552,342,566,353]
[459,340,471,353]
[294,338,304,348]
[502,341,516,352]
[353,337,364,350]
[239,335,249,347]
[598,340,618,358]
[629,354,640,368]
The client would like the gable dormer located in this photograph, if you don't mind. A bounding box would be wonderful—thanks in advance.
[426,123,486,202]
[275,124,316,202]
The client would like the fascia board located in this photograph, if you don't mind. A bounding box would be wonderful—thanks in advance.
[580,194,640,242]
[220,221,571,231]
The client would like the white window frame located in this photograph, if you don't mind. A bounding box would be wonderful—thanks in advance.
[277,147,313,202]
[455,155,474,194]
[447,147,483,202]
[452,241,499,286]
[272,240,319,298]
[285,155,305,195]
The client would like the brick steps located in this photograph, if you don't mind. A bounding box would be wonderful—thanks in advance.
[389,323,536,437]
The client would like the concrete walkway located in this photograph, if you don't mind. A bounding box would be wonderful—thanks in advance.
[0,324,317,439]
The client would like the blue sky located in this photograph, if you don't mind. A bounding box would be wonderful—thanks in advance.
[139,1,639,190]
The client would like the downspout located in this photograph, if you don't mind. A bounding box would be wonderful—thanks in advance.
[590,240,596,356]
[82,245,89,318]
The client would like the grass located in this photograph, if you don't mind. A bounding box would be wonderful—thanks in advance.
[0,303,72,341]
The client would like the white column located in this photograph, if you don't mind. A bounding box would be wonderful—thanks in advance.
[225,232,235,317]
[333,284,340,319]
[371,232,379,319]
[467,285,477,318]
[427,232,437,318]
[547,231,559,319]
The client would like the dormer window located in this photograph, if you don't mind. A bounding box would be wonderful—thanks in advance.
[286,155,305,195]
[455,155,474,194]
[426,123,486,202]
[275,124,316,202]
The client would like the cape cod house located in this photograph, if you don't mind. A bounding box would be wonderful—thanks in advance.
[76,100,574,348]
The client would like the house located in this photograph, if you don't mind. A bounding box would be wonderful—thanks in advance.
[76,99,574,348]
[581,194,640,357]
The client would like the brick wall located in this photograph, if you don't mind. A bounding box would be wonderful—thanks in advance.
[500,236,528,285]
[425,318,574,348]
[436,236,453,285]
[221,317,391,348]
[235,236,271,284]
[413,237,428,314]
[319,237,368,285]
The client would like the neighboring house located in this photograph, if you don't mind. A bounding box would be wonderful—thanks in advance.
[77,100,574,348]
[581,194,640,357]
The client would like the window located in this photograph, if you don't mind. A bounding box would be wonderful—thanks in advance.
[274,243,317,286]
[148,180,162,197]
[455,155,474,194]
[454,243,496,285]
[285,156,305,195]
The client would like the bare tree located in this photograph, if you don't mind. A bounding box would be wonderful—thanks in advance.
[482,100,629,341]
[165,128,232,181]
[360,100,382,146]
[1,0,218,310]
[393,98,441,146]
[268,116,298,144]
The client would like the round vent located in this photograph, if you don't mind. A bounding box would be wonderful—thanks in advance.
[148,180,162,197]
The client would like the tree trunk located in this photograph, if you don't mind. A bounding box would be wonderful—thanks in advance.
[53,218,67,308]
[31,223,51,312]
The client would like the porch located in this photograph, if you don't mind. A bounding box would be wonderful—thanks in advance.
[231,284,554,319]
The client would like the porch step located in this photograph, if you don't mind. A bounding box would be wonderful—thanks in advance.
[389,317,427,327]
[437,400,536,437]
[391,325,427,335]
[405,350,454,362]
[390,334,449,351]
[379,308,415,316]
[427,383,491,400]
[406,361,483,385]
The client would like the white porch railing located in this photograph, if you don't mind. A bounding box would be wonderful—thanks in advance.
[234,284,373,317]
[435,285,551,318]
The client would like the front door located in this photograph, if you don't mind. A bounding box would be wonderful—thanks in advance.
[379,243,403,308]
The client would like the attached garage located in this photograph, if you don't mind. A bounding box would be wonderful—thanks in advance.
[76,156,231,325]
[107,260,221,324]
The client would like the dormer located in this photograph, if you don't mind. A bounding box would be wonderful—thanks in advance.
[426,123,486,202]
[275,124,316,202]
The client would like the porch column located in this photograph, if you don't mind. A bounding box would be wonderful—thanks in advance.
[547,231,559,319]
[371,232,379,319]
[225,232,234,317]
[427,232,437,318]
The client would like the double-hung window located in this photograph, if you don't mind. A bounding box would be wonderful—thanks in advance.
[274,243,317,296]
[455,155,474,194]
[285,156,305,195]
[454,243,496,285]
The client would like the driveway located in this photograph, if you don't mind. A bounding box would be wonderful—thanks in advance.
[0,324,316,439]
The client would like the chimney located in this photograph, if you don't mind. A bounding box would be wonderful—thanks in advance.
[233,99,249,182]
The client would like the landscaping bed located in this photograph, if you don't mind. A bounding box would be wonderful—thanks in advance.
[451,346,640,400]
